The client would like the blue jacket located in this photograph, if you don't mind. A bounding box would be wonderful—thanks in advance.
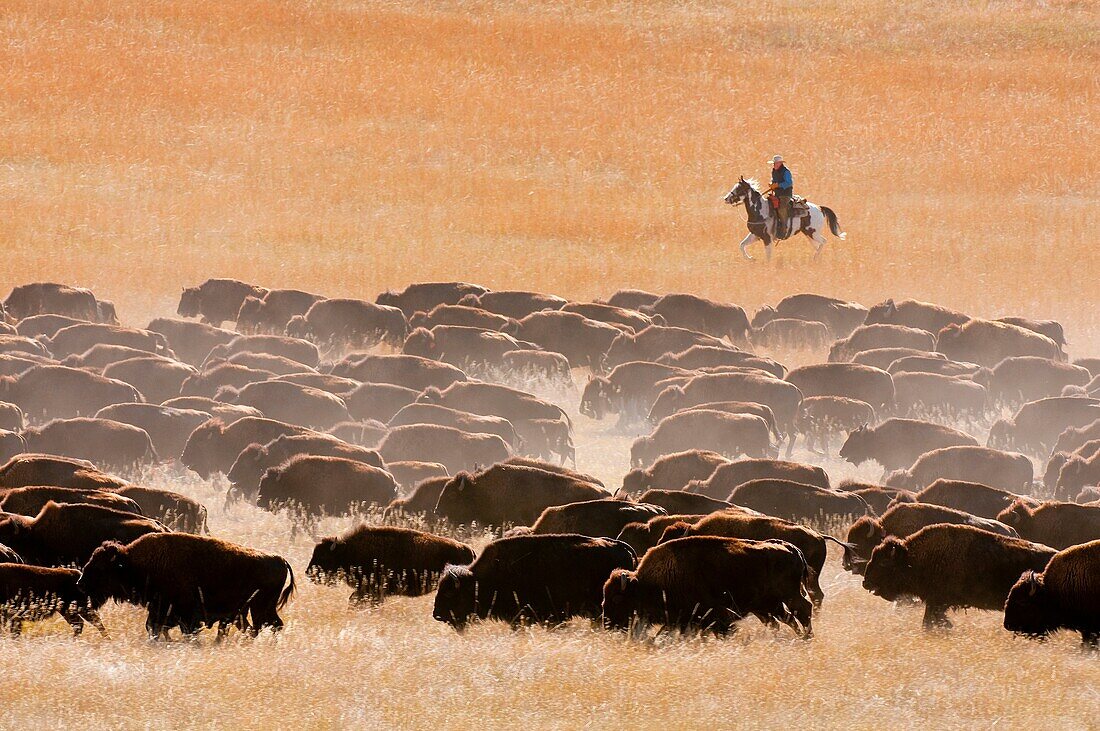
[771,165,793,194]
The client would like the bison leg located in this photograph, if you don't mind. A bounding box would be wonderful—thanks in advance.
[921,603,952,630]
[8,617,23,637]
[82,610,108,636]
[62,610,85,637]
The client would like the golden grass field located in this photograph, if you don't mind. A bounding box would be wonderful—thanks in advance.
[1,0,1099,728]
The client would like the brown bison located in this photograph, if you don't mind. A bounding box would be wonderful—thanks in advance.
[0,454,128,491]
[615,514,708,555]
[658,346,786,377]
[3,283,101,322]
[78,533,294,638]
[307,525,475,604]
[1004,540,1100,646]
[496,349,574,387]
[727,479,869,523]
[257,455,397,516]
[993,317,1066,349]
[907,478,1033,519]
[289,298,407,350]
[631,411,774,467]
[604,325,733,371]
[217,379,351,430]
[862,524,1056,628]
[179,362,276,398]
[839,419,979,475]
[603,289,660,311]
[639,294,751,344]
[112,485,209,534]
[383,476,450,519]
[181,416,313,479]
[758,293,868,337]
[376,282,489,318]
[0,365,143,422]
[972,356,1091,406]
[0,430,23,462]
[22,417,157,470]
[884,446,1033,493]
[751,318,831,351]
[864,298,970,333]
[378,424,511,475]
[785,363,894,409]
[620,449,730,495]
[936,319,1062,367]
[688,458,830,500]
[401,325,531,372]
[829,324,936,362]
[602,536,813,636]
[560,302,654,332]
[227,432,383,501]
[418,381,570,427]
[0,485,139,516]
[793,396,877,454]
[44,323,171,359]
[1053,447,1100,502]
[526,500,666,538]
[580,361,690,424]
[987,397,1100,456]
[635,489,734,516]
[891,372,988,420]
[434,463,607,527]
[0,402,25,431]
[409,304,515,332]
[648,373,802,441]
[330,354,467,391]
[996,500,1100,550]
[434,533,635,628]
[0,501,167,567]
[885,353,980,377]
[387,403,519,448]
[178,278,268,327]
[843,502,1019,574]
[0,565,106,636]
[145,317,237,367]
[102,357,196,404]
[456,290,567,320]
[503,311,622,371]
[210,334,320,369]
[235,289,322,335]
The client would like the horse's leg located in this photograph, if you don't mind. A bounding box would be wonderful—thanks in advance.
[809,230,828,258]
[764,241,774,262]
[738,233,758,261]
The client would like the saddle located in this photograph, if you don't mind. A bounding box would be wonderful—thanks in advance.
[770,194,809,240]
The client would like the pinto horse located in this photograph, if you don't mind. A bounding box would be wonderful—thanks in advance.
[724,177,846,261]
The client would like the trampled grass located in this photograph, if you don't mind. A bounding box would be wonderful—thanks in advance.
[0,1,1098,728]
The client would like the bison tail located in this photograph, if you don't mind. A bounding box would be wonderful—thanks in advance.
[277,559,296,610]
[820,207,845,240]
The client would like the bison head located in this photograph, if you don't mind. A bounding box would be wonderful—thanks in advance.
[432,565,477,629]
[417,387,444,405]
[629,436,653,469]
[285,316,310,339]
[751,305,778,330]
[306,537,347,585]
[601,569,639,631]
[402,328,436,358]
[177,288,202,318]
[865,299,897,325]
[96,300,119,325]
[862,538,911,601]
[620,468,649,496]
[995,499,1033,530]
[657,521,692,544]
[986,419,1015,450]
[580,377,612,420]
[838,425,872,466]
[647,385,686,423]
[226,443,268,498]
[77,541,133,607]
[843,517,885,574]
[408,311,429,330]
[1003,571,1052,637]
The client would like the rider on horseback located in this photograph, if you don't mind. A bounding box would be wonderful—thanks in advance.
[765,155,793,236]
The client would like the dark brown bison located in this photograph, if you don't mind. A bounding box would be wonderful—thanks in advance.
[727,479,869,523]
[884,446,1033,494]
[226,432,383,502]
[22,418,157,470]
[759,293,868,337]
[145,317,237,367]
[794,396,876,454]
[62,344,173,372]
[44,323,171,359]
[634,489,734,516]
[223,351,312,376]
[0,335,51,358]
[604,325,733,371]
[387,403,519,448]
[401,325,531,372]
[0,365,143,422]
[14,314,86,340]
[457,290,567,320]
[613,514,705,554]
[843,502,1019,574]
[604,289,660,311]
[1053,447,1100,502]
[102,357,196,405]
[178,279,268,327]
[209,334,320,369]
[560,302,654,332]
[891,372,988,420]
[160,397,261,425]
[972,357,1091,406]
[307,525,475,604]
[376,282,489,318]
[3,283,107,322]
[602,536,812,636]
[639,294,751,344]
[0,454,128,491]
[0,486,141,516]
[409,304,515,332]
[907,478,1034,519]
[936,319,1062,367]
[503,311,621,371]
[112,485,209,534]
[0,501,167,567]
[217,379,351,430]
[659,512,848,606]
[0,565,106,636]
[993,317,1067,349]
[418,381,570,427]
[839,419,979,475]
[658,346,786,378]
[329,353,467,391]
[862,524,1055,628]
[383,476,450,519]
[510,417,574,466]
[181,416,313,479]
[496,349,574,387]
[987,397,1100,456]
[434,463,608,527]
[270,372,358,395]
[0,430,23,462]
[288,298,407,350]
[829,324,936,362]
[378,424,510,475]
[434,533,635,628]
[526,500,666,538]
[631,410,774,467]
[688,458,830,500]
[620,449,730,495]
[0,353,49,377]
[1004,540,1100,646]
[647,372,801,439]
[864,298,970,333]
[235,289,322,335]
[785,363,894,410]
[257,455,397,516]
[78,533,294,638]
[996,500,1100,550]
[179,362,276,398]
[580,361,690,424]
[384,461,449,490]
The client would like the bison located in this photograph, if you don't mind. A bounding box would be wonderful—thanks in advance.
[22,417,157,470]
[1004,540,1100,646]
[630,410,774,467]
[620,449,729,495]
[936,319,1062,367]
[727,479,869,523]
[526,500,666,538]
[257,455,397,516]
[688,458,830,500]
[839,419,979,475]
[996,500,1100,550]
[883,446,1034,494]
[0,564,106,636]
[177,278,268,327]
[0,501,167,567]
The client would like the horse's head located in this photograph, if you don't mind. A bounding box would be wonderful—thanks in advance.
[724,177,756,205]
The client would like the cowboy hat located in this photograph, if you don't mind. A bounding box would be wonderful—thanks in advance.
[769,155,784,164]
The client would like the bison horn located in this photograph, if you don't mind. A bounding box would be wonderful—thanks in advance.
[619,573,630,590]
[864,521,877,539]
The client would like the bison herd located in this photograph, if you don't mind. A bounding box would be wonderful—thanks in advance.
[0,281,1097,646]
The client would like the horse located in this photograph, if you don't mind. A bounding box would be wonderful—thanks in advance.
[723,177,846,261]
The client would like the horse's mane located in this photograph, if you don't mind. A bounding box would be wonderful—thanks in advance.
[742,177,762,193]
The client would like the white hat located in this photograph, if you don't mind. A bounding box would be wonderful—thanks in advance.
[769,155,784,164]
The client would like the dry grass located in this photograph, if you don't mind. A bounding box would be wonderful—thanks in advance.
[0,1,1098,728]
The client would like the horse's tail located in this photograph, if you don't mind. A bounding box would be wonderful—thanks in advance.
[821,206,846,240]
